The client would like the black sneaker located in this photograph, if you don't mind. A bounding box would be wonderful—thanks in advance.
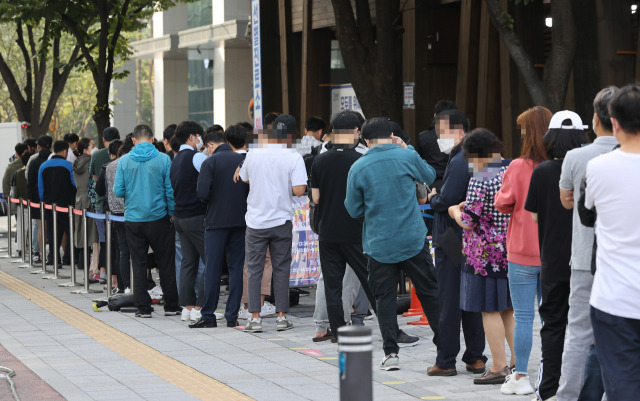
[135,308,153,318]
[189,319,217,328]
[397,330,420,348]
[164,308,182,316]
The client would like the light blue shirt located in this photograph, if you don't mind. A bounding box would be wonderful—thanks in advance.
[179,144,207,173]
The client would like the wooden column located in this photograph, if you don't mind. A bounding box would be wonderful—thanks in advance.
[278,0,290,114]
[300,0,312,136]
[498,0,513,157]
[455,0,473,114]
[402,0,416,142]
[475,0,490,128]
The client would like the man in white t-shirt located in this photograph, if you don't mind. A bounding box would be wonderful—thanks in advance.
[239,114,308,333]
[584,84,640,401]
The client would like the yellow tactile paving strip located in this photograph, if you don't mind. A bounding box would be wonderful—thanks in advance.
[0,270,253,401]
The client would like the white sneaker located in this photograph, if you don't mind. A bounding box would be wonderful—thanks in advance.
[501,373,534,395]
[238,305,251,320]
[214,312,224,320]
[148,285,163,300]
[124,287,131,294]
[380,354,400,371]
[260,301,276,317]
[190,308,202,321]
[181,308,191,321]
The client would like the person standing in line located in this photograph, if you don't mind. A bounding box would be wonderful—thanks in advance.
[170,120,208,322]
[64,133,80,164]
[555,87,619,401]
[584,84,640,401]
[27,135,53,264]
[297,116,325,156]
[525,110,588,401]
[38,140,76,267]
[240,114,308,333]
[113,124,180,318]
[345,117,437,371]
[427,110,487,377]
[191,124,250,328]
[495,106,552,396]
[449,129,514,384]
[417,100,458,192]
[72,138,99,273]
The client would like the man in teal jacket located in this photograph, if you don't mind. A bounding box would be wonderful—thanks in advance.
[113,124,180,318]
[345,117,438,371]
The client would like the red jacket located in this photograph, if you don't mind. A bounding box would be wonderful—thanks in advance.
[494,158,541,266]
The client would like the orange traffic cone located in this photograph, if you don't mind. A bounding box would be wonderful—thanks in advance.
[403,282,430,326]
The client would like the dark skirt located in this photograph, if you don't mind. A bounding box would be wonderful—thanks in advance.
[460,270,512,313]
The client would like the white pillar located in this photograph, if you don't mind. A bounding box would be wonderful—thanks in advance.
[111,60,137,133]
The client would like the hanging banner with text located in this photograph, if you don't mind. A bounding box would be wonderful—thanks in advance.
[251,0,263,129]
[290,196,321,287]
[330,84,364,119]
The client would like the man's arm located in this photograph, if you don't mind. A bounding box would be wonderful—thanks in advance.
[344,169,365,219]
[411,151,436,187]
[2,164,12,197]
[311,188,320,204]
[291,153,308,197]
[559,188,574,210]
[37,164,45,201]
[164,158,175,216]
[559,153,575,210]
[430,156,469,213]
[293,185,306,197]
[196,160,213,202]
[531,212,538,223]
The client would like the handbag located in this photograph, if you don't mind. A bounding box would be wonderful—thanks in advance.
[308,198,320,234]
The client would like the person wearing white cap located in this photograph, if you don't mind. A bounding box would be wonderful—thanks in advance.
[524,109,587,401]
[584,85,640,401]
[555,87,619,401]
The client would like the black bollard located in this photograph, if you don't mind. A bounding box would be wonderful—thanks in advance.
[338,325,373,401]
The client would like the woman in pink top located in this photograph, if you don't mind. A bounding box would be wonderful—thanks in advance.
[494,106,551,395]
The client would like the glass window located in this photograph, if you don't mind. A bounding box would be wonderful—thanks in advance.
[188,0,213,29]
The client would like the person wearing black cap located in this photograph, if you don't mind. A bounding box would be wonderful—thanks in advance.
[239,114,308,333]
[27,135,53,263]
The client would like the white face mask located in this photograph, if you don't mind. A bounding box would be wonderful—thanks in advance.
[437,138,455,154]
[196,135,203,151]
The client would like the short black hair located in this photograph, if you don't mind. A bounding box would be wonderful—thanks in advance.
[108,140,122,156]
[203,131,227,145]
[15,143,28,156]
[331,111,360,131]
[462,128,504,158]
[37,135,53,149]
[305,116,326,132]
[133,124,153,140]
[436,109,470,133]
[20,151,32,166]
[175,120,205,145]
[434,100,458,116]
[593,87,618,132]
[77,138,92,155]
[163,124,177,141]
[208,124,224,134]
[103,127,120,142]
[64,133,79,144]
[263,112,281,126]
[24,138,37,149]
[361,117,392,140]
[170,137,180,153]
[239,121,253,132]
[120,137,134,156]
[609,84,640,134]
[225,124,247,149]
[543,128,587,159]
[53,140,69,154]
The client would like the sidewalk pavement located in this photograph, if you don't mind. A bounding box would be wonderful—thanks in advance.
[0,224,539,401]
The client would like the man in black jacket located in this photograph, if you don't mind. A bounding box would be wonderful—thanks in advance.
[27,135,53,263]
[192,124,249,328]
[427,110,487,376]
[37,140,76,266]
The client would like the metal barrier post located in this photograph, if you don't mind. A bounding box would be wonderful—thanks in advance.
[338,326,373,401]
[71,210,101,294]
[105,212,113,295]
[4,201,12,258]
[19,199,25,262]
[27,201,33,268]
[59,206,78,287]
[130,258,134,295]
[47,204,60,279]
[31,203,47,274]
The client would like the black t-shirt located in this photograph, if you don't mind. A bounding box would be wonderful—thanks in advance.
[524,160,572,281]
[310,147,363,243]
[417,129,448,191]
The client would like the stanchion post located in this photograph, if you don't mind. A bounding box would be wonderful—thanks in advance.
[51,203,59,279]
[27,201,33,268]
[6,200,12,257]
[130,258,134,295]
[40,203,46,272]
[19,199,25,263]
[71,210,101,294]
[59,206,77,287]
[105,212,112,295]
[338,326,373,401]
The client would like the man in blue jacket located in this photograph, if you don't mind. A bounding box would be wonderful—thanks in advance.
[113,124,180,318]
[345,117,437,371]
[427,110,487,376]
[191,124,250,328]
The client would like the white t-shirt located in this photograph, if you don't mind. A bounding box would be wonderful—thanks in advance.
[239,144,308,229]
[585,149,640,320]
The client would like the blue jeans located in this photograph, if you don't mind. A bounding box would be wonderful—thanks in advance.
[508,262,541,375]
[577,344,605,401]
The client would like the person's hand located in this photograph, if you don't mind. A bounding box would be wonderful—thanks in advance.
[390,134,408,149]
[427,188,437,202]
[233,166,241,183]
[458,201,465,210]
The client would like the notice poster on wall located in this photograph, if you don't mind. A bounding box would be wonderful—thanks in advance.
[290,196,321,287]
[330,84,364,119]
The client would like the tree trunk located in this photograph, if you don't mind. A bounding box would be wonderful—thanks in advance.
[93,87,111,145]
[543,0,576,111]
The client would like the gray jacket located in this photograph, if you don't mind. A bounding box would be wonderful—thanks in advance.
[105,159,124,214]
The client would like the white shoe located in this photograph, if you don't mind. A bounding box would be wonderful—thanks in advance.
[190,308,202,321]
[214,312,224,320]
[260,301,276,317]
[181,308,191,321]
[148,285,163,300]
[124,287,131,294]
[238,305,251,320]
[501,373,534,395]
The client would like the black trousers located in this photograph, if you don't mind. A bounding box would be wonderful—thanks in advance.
[367,243,441,356]
[536,280,570,400]
[319,241,377,340]
[113,220,130,290]
[174,215,206,307]
[434,248,486,369]
[125,217,178,312]
[44,209,70,262]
